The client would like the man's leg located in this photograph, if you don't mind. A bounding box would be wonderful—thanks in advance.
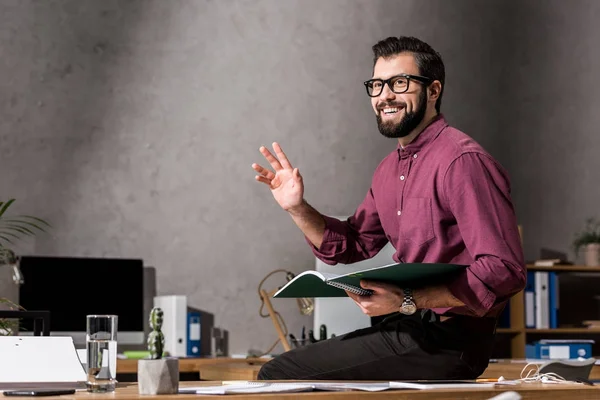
[257,313,476,380]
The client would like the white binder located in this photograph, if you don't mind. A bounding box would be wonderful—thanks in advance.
[153,295,187,357]
[534,271,549,329]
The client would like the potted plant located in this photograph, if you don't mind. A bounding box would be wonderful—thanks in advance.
[138,307,179,395]
[573,217,600,267]
[0,298,22,335]
[0,199,50,335]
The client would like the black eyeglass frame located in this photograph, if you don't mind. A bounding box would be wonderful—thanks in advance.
[363,73,433,97]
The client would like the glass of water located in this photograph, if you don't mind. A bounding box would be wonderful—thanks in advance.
[86,315,118,392]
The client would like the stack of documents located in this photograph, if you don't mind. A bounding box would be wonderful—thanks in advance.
[178,380,496,395]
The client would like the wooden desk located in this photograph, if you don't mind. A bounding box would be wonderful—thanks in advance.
[5,381,599,399]
[197,360,600,382]
[198,362,262,381]
[116,357,268,374]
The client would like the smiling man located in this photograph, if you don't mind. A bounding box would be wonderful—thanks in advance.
[252,36,526,380]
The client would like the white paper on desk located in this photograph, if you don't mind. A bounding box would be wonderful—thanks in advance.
[0,336,87,389]
[179,382,315,395]
[180,382,394,394]
[300,382,391,392]
[390,381,496,390]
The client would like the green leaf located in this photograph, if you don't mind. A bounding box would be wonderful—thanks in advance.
[0,235,15,244]
[3,219,48,232]
[3,225,34,236]
[0,199,51,253]
[0,231,21,240]
[0,199,15,218]
[20,216,51,227]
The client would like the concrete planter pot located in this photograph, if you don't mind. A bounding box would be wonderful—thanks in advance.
[584,243,600,267]
[137,358,179,395]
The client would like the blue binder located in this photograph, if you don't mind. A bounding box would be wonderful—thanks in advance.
[187,311,201,357]
[548,272,559,329]
[526,340,593,359]
[524,271,536,328]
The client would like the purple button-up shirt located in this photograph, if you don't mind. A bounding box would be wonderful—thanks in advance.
[309,114,526,318]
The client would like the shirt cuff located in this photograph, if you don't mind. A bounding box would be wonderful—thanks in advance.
[446,269,497,317]
[304,215,349,265]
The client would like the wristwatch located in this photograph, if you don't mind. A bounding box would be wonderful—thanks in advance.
[399,288,417,315]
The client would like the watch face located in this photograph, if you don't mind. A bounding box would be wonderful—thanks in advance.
[402,302,417,315]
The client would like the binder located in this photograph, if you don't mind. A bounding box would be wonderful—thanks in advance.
[153,295,187,357]
[526,340,594,359]
[534,271,549,329]
[548,272,559,329]
[524,271,536,328]
[187,311,201,357]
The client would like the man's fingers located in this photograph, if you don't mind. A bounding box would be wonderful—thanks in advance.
[358,305,370,315]
[293,167,302,182]
[259,146,283,171]
[272,142,293,170]
[346,292,367,312]
[346,291,359,301]
[360,280,394,293]
[255,175,272,185]
[252,163,275,180]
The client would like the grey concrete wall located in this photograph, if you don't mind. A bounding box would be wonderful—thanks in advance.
[499,0,600,263]
[1,0,597,354]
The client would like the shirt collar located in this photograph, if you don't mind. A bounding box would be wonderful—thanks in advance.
[396,113,448,158]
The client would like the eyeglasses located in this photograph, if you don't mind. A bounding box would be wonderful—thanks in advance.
[363,74,433,97]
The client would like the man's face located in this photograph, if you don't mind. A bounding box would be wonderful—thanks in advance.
[371,54,428,139]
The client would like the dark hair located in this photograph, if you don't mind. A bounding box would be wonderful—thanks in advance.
[372,36,445,113]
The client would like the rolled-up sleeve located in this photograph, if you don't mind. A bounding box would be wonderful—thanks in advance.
[306,188,389,265]
[443,152,526,317]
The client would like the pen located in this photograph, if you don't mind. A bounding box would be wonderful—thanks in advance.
[301,326,306,341]
[319,324,327,341]
[288,334,299,348]
[476,378,498,382]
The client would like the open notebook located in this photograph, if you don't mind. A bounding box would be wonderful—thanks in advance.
[273,262,467,298]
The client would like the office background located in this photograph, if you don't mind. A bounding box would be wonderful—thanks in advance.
[1,0,599,354]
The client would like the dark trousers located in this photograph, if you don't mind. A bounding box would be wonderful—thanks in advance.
[257,310,496,380]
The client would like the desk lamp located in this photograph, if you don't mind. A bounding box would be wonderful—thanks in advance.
[258,269,314,353]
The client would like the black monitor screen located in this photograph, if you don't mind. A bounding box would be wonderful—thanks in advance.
[18,256,144,333]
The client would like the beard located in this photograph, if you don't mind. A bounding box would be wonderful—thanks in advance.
[376,89,427,139]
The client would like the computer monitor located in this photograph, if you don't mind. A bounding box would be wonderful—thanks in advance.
[18,256,145,346]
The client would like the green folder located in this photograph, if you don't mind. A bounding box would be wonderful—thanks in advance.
[272,262,467,298]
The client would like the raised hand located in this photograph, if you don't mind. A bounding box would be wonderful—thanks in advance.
[252,142,304,212]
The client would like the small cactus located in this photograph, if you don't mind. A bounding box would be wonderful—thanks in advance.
[147,307,164,359]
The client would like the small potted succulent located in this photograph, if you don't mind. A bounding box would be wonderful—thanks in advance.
[137,307,179,394]
[573,217,600,267]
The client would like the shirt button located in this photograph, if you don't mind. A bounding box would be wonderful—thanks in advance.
[400,175,405,180]
[397,210,402,216]
[413,154,418,159]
